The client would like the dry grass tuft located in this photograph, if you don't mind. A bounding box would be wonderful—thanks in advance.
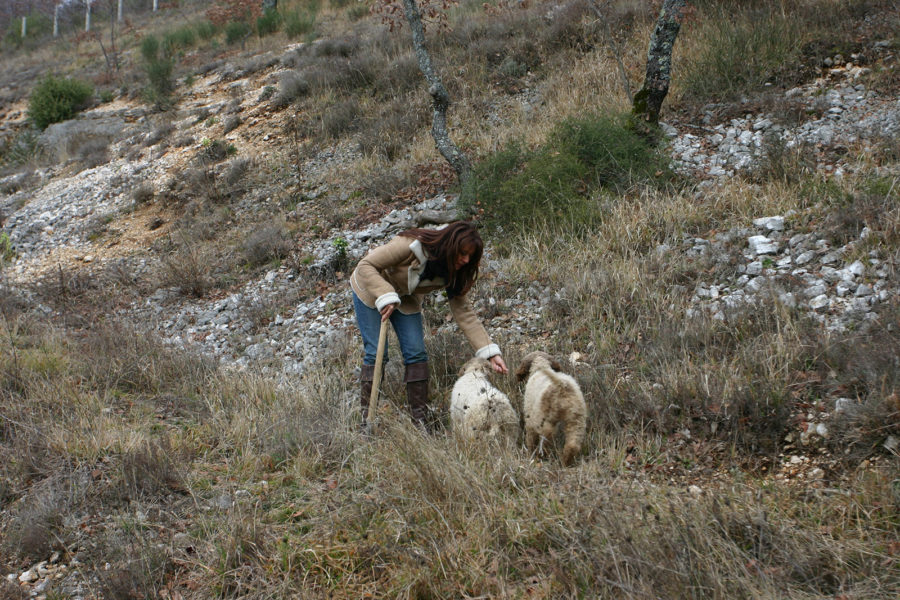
[242,218,293,267]
[358,95,429,160]
[92,526,175,600]
[156,232,219,297]
[74,319,215,400]
[3,471,82,561]
[118,436,186,500]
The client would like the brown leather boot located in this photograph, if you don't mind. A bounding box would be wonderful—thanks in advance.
[403,362,429,430]
[360,364,376,430]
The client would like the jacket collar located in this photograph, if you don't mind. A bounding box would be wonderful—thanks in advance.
[409,239,428,264]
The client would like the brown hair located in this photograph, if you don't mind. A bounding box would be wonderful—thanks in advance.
[400,221,483,295]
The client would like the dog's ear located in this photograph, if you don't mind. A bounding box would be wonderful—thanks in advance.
[515,354,532,382]
[548,355,564,372]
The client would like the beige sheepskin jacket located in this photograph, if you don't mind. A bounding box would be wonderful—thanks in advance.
[350,235,501,360]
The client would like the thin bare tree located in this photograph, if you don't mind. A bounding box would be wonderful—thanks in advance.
[378,0,472,184]
[98,0,121,80]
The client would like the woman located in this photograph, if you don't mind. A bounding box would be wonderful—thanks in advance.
[350,221,508,430]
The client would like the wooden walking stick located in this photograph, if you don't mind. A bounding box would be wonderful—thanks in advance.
[367,318,389,435]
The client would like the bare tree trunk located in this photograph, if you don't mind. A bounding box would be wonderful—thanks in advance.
[85,0,91,32]
[153,0,159,12]
[53,4,59,37]
[400,0,472,185]
[100,9,120,78]
[632,0,686,124]
[21,15,26,38]
[118,0,123,22]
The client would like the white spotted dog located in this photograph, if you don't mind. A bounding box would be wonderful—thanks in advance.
[450,357,519,447]
[516,351,587,467]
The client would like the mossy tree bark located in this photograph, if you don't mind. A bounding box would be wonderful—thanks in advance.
[400,0,472,185]
[632,0,687,125]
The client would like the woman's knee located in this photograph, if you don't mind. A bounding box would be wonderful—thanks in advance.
[402,347,428,365]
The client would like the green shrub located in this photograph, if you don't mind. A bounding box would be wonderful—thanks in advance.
[199,138,237,163]
[1,27,20,49]
[550,115,672,188]
[284,10,316,38]
[25,13,52,38]
[459,113,674,234]
[140,36,175,109]
[225,21,251,45]
[256,9,281,37]
[195,20,218,40]
[346,3,369,21]
[144,60,175,108]
[2,12,52,50]
[163,25,197,53]
[0,232,15,263]
[140,35,161,63]
[799,177,852,207]
[27,76,94,130]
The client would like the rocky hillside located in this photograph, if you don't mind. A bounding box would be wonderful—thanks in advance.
[2,20,899,376]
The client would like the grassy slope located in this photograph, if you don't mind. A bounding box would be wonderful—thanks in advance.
[2,1,899,598]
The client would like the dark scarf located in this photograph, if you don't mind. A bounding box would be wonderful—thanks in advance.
[421,259,463,299]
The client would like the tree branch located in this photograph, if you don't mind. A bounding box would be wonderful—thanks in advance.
[400,0,472,185]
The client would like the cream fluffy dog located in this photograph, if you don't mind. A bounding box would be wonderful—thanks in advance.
[516,351,587,466]
[450,357,519,446]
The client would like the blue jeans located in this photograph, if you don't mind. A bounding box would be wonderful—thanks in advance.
[352,291,428,366]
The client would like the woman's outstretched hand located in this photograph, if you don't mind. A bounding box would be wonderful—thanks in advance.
[489,355,508,374]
